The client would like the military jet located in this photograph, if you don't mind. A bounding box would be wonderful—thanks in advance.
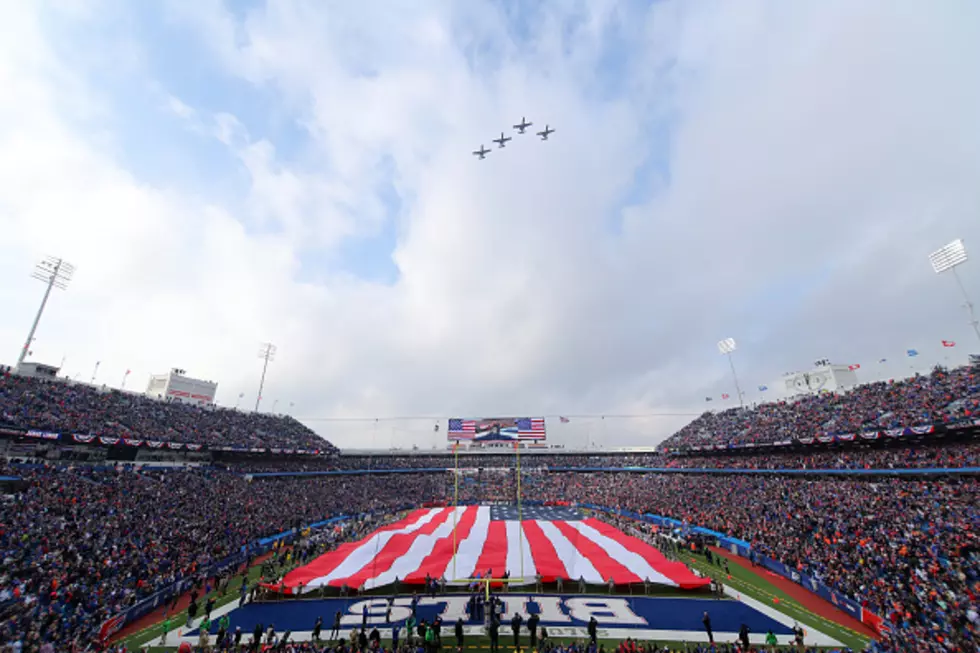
[493,132,512,148]
[472,145,490,160]
[513,117,532,134]
[537,125,555,140]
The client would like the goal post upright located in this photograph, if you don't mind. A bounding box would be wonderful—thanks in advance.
[515,439,525,582]
[448,436,527,590]
[452,440,459,581]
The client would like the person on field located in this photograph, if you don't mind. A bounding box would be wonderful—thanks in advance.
[406,614,417,646]
[425,621,437,653]
[702,611,713,644]
[511,612,523,650]
[527,612,540,649]
[765,629,778,650]
[158,615,171,646]
[331,610,343,640]
[488,618,500,653]
[738,623,750,650]
[455,616,465,649]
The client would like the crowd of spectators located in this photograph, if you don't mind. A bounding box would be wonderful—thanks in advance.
[0,465,446,651]
[540,473,979,653]
[224,442,980,474]
[3,449,979,651]
[0,372,332,451]
[664,364,980,450]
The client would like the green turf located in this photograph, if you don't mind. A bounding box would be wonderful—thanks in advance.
[674,550,870,652]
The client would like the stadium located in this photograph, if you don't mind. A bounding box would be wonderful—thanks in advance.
[1,364,979,653]
[3,3,980,653]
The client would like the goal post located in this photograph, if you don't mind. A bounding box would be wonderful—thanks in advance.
[450,439,526,590]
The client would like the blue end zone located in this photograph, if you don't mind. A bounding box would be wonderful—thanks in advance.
[191,594,792,637]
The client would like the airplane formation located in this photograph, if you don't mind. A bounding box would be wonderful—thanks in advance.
[473,117,555,160]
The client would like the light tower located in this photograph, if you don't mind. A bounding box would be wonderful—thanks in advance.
[17,256,74,370]
[717,337,745,407]
[929,239,980,346]
[255,342,276,412]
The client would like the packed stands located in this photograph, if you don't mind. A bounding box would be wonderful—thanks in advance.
[225,442,980,473]
[537,473,980,653]
[0,464,445,650]
[663,363,980,450]
[2,455,977,652]
[0,371,333,451]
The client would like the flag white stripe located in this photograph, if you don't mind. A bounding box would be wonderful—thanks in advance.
[505,521,536,583]
[309,508,443,586]
[536,520,603,583]
[447,506,491,581]
[567,521,676,586]
[363,507,468,589]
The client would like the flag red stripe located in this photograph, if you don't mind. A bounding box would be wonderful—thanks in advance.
[522,519,569,582]
[552,520,640,584]
[281,510,431,588]
[339,509,455,588]
[582,518,709,589]
[404,507,479,583]
[473,520,508,579]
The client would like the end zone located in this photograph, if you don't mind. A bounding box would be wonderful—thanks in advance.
[174,593,842,648]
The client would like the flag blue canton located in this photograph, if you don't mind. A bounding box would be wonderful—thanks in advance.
[490,505,582,521]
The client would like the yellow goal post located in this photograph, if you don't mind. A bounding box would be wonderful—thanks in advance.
[449,440,527,599]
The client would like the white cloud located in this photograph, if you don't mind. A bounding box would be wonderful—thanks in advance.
[1,1,979,450]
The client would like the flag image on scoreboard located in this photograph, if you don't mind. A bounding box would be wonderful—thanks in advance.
[276,506,709,593]
[447,419,476,440]
[516,417,546,440]
[447,417,547,442]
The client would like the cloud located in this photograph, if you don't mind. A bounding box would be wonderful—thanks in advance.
[1,1,979,450]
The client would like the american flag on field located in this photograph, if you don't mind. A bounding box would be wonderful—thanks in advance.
[447,418,476,439]
[274,506,709,593]
[516,417,546,439]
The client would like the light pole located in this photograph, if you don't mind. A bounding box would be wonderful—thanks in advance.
[256,342,276,412]
[717,337,745,407]
[17,256,74,370]
[930,239,980,346]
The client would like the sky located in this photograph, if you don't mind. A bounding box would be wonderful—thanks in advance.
[1,0,979,451]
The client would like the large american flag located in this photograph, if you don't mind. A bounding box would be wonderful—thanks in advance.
[516,417,546,439]
[276,506,709,592]
[447,419,476,440]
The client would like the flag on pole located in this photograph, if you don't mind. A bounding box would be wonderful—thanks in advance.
[721,393,730,399]
[125,369,131,375]
[942,340,956,347]
[275,506,710,591]
[758,385,768,391]
[705,397,713,402]
[848,364,860,371]
[907,349,919,357]
[879,358,887,363]
[559,416,570,424]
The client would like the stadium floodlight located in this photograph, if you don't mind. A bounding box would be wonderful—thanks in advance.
[929,239,980,346]
[716,337,745,408]
[255,342,277,412]
[17,256,75,370]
